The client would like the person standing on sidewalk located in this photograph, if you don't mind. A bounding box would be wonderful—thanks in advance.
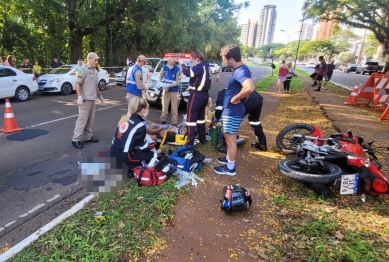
[19,58,34,74]
[323,59,335,90]
[213,44,254,176]
[275,60,287,93]
[314,56,328,91]
[182,49,211,145]
[33,61,42,78]
[159,58,181,125]
[71,52,104,149]
[284,62,294,92]
[125,55,148,116]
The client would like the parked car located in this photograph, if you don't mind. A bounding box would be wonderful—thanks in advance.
[115,58,161,86]
[305,62,316,68]
[356,62,384,75]
[145,53,192,105]
[343,64,358,73]
[209,63,220,74]
[0,66,38,101]
[221,64,233,72]
[37,65,110,95]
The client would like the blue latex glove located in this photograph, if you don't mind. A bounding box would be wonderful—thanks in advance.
[163,124,169,130]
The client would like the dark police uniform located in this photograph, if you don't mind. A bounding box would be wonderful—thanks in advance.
[182,61,211,145]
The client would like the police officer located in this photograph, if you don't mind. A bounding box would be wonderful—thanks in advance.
[215,89,267,152]
[182,49,211,145]
[159,58,181,125]
[126,55,148,116]
[71,52,104,149]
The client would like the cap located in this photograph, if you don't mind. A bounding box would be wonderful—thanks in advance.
[87,52,100,60]
[166,58,177,69]
[137,55,147,62]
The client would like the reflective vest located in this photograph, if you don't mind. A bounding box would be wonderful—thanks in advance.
[126,64,142,96]
[161,65,180,92]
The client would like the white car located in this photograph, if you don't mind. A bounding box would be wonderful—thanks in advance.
[115,58,161,86]
[305,62,316,68]
[145,54,192,105]
[209,63,220,74]
[0,66,38,102]
[37,65,110,95]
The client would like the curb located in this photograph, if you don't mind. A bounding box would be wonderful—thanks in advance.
[0,194,95,262]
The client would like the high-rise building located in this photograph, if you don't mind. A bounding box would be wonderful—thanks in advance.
[255,5,277,47]
[293,23,314,41]
[239,19,258,47]
[316,20,336,40]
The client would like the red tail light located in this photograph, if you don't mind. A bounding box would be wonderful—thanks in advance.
[32,76,36,81]
[371,178,389,193]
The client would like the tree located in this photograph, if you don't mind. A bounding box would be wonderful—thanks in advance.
[329,29,360,53]
[299,40,336,59]
[364,33,383,61]
[303,0,389,72]
[337,51,356,65]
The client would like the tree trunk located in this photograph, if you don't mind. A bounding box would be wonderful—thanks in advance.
[69,33,83,63]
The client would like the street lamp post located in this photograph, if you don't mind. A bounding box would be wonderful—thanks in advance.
[293,17,305,70]
[280,29,291,44]
[43,25,48,71]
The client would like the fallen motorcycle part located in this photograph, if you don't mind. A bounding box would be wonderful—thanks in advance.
[276,123,317,153]
[278,157,342,184]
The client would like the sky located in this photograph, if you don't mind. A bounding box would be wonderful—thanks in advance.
[235,0,308,44]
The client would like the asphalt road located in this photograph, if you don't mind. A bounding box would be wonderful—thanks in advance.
[0,66,271,247]
[296,65,371,90]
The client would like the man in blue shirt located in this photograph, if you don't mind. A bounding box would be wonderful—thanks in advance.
[126,55,148,116]
[213,44,254,176]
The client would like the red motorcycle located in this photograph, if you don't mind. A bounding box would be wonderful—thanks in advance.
[276,124,389,199]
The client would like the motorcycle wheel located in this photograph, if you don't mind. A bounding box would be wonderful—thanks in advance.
[276,124,315,153]
[278,157,342,184]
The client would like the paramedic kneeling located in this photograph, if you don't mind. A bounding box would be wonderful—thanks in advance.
[111,99,155,171]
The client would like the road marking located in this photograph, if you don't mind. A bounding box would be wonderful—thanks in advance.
[28,203,46,214]
[0,227,4,233]
[19,213,29,218]
[5,221,16,228]
[0,194,95,261]
[47,194,60,202]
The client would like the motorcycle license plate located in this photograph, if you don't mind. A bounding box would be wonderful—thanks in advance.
[340,173,359,195]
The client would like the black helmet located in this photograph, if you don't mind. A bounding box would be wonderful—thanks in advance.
[221,184,252,213]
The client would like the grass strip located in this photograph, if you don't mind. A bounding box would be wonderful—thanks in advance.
[11,179,182,261]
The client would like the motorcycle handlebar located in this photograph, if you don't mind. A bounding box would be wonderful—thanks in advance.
[315,155,347,161]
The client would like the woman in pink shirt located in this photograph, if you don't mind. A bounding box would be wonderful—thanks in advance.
[276,60,288,94]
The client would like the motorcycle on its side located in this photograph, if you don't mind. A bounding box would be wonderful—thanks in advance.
[276,124,389,200]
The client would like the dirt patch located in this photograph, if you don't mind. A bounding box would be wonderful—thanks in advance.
[149,79,389,261]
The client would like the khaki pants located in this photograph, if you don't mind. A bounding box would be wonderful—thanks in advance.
[161,91,179,124]
[126,93,141,116]
[72,100,96,142]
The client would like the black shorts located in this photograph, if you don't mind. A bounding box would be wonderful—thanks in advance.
[310,72,317,78]
[316,75,324,81]
[325,73,333,81]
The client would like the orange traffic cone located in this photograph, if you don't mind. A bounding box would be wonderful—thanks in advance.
[1,99,23,133]
[216,73,220,82]
[344,83,359,106]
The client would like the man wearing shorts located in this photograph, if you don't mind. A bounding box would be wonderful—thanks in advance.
[313,56,328,91]
[323,59,335,90]
[213,44,254,176]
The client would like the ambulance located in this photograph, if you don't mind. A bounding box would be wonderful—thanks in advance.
[145,53,192,105]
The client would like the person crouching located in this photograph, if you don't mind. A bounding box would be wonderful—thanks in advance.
[111,99,155,171]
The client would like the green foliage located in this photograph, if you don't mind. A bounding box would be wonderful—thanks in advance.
[330,29,360,53]
[0,0,249,65]
[364,33,382,60]
[303,0,389,59]
[337,51,356,65]
[299,40,336,59]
